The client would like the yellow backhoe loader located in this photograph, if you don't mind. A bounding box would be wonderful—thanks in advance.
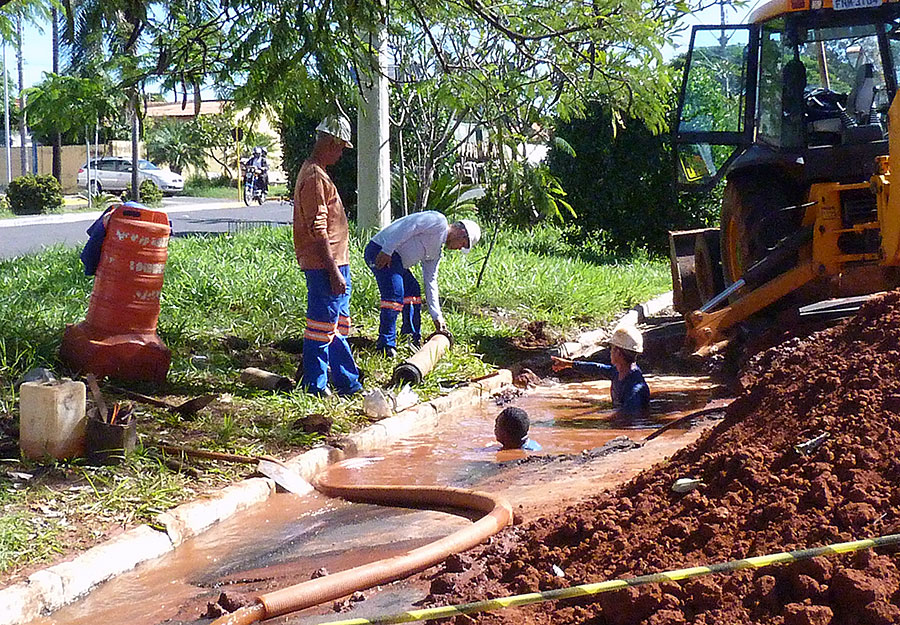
[672,0,900,353]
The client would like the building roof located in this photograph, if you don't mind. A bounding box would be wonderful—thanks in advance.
[145,100,228,118]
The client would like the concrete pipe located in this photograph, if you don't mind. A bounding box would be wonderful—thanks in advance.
[391,331,452,386]
[210,461,513,625]
[240,367,294,392]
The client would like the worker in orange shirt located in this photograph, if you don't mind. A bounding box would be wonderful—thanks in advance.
[292,115,362,397]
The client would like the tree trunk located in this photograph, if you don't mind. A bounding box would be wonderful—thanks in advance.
[399,128,408,217]
[193,82,201,116]
[16,12,27,177]
[131,92,140,201]
[416,158,434,212]
[51,7,62,183]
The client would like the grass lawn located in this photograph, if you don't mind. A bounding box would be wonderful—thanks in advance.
[181,182,289,199]
[0,224,670,576]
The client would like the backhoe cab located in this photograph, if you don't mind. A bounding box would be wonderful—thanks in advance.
[672,0,900,353]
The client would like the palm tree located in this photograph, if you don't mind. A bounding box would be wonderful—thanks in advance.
[62,0,156,201]
[15,9,27,176]
[50,5,60,182]
[0,2,51,179]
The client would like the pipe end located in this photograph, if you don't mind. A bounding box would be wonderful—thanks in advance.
[391,363,423,387]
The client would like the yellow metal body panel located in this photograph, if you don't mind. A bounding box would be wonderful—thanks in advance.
[687,180,884,351]
[809,181,881,271]
[877,92,900,264]
[749,0,896,25]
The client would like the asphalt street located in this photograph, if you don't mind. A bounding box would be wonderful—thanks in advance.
[0,196,295,259]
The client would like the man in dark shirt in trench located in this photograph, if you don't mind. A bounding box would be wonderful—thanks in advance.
[551,324,650,417]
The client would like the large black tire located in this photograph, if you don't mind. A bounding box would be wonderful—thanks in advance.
[720,175,802,287]
[242,181,253,207]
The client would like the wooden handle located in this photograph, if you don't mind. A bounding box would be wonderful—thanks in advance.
[86,374,109,422]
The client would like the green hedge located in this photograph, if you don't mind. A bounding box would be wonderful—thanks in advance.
[123,179,164,206]
[546,101,720,254]
[7,174,63,215]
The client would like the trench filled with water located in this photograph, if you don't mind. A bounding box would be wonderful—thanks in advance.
[26,375,725,625]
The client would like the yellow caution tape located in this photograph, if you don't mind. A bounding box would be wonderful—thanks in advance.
[318,534,900,625]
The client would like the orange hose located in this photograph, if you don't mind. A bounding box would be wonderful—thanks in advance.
[210,462,513,624]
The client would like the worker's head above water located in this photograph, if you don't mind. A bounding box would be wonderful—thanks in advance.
[494,406,531,450]
[610,324,642,366]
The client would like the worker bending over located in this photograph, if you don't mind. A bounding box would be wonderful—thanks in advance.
[551,325,650,416]
[364,212,480,357]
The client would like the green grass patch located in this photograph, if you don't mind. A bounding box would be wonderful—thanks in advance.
[182,181,289,200]
[181,184,242,199]
[0,223,669,574]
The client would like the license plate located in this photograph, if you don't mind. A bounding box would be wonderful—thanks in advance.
[834,0,882,10]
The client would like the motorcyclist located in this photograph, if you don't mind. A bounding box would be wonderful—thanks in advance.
[246,146,270,193]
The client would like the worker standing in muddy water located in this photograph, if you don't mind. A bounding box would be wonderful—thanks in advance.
[551,325,650,418]
[494,406,542,451]
[364,212,481,357]
[292,115,363,397]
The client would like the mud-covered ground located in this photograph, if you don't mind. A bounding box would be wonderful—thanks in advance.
[427,292,900,625]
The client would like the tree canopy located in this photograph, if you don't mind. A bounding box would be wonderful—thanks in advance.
[62,0,710,135]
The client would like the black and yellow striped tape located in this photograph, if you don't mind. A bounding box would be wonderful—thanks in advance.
[318,533,900,625]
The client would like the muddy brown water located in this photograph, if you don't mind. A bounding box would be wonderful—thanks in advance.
[25,375,722,625]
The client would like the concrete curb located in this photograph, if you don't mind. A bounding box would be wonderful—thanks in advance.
[0,199,247,229]
[0,370,511,624]
[0,525,174,625]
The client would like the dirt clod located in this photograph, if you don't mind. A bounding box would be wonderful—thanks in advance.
[782,603,833,625]
[292,413,333,435]
[513,368,541,389]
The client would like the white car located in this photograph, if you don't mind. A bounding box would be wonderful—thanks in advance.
[77,157,184,195]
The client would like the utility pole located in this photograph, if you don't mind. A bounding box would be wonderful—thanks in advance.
[15,11,28,177]
[51,6,62,183]
[718,0,731,97]
[2,42,9,185]
[356,11,391,231]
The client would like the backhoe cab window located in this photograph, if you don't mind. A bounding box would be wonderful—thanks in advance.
[677,28,750,186]
[760,17,893,149]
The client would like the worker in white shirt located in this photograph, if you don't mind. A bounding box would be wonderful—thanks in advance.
[364,211,481,357]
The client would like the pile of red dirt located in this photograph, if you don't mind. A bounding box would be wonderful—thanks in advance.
[430,291,900,624]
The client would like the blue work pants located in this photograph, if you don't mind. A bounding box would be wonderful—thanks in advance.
[364,241,422,349]
[302,265,362,395]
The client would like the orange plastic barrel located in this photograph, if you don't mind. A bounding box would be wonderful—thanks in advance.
[60,204,172,383]
[86,204,170,332]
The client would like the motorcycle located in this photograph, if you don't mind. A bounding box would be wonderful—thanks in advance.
[241,163,267,206]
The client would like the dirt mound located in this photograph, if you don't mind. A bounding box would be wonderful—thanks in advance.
[432,291,900,624]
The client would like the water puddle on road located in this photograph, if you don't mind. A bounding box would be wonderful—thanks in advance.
[26,375,723,625]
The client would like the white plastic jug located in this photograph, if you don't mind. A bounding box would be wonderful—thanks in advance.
[19,380,87,460]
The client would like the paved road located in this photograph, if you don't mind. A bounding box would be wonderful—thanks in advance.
[0,196,295,259]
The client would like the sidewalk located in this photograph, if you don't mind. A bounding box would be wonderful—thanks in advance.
[0,196,247,229]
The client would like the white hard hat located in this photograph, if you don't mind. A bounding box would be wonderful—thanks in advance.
[459,219,481,253]
[316,115,353,148]
[610,324,643,354]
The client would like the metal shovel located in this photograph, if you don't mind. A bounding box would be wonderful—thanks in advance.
[107,385,217,418]
[158,443,312,495]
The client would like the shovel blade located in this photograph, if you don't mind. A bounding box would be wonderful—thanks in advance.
[257,459,314,495]
[172,393,218,417]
